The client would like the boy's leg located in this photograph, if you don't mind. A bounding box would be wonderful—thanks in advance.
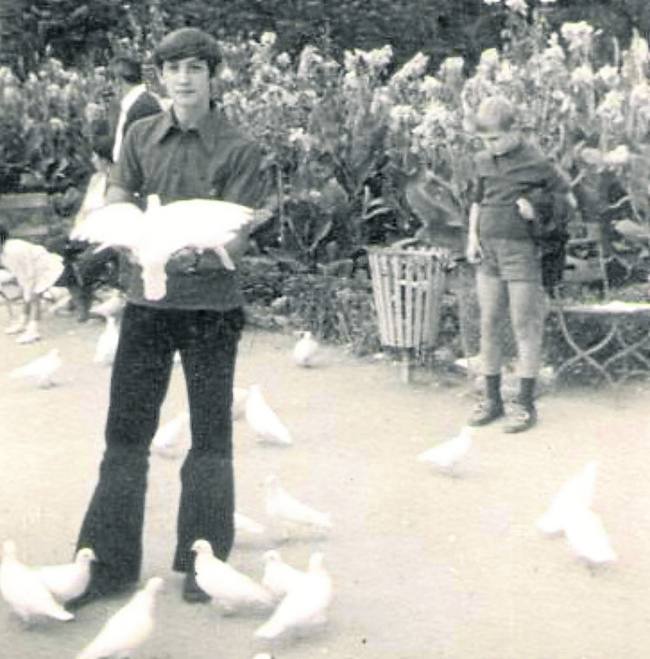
[15,298,41,344]
[72,304,175,607]
[469,271,507,426]
[5,300,28,334]
[504,280,547,432]
[171,308,243,601]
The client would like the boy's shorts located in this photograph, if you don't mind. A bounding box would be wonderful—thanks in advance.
[477,237,542,282]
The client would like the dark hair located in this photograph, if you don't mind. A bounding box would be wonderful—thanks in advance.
[153,28,221,75]
[112,56,143,85]
[0,223,8,246]
[91,134,114,163]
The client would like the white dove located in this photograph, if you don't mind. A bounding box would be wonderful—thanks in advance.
[537,461,599,535]
[73,195,257,301]
[9,348,62,388]
[75,576,163,659]
[36,547,96,604]
[254,552,333,640]
[245,384,292,445]
[292,331,319,367]
[232,386,249,421]
[191,539,273,614]
[261,550,306,599]
[0,540,74,623]
[417,426,473,474]
[235,512,266,536]
[564,508,617,567]
[93,316,120,366]
[264,475,332,536]
[151,411,190,458]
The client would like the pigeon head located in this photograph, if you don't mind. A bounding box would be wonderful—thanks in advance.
[262,550,281,565]
[76,548,97,564]
[190,539,213,555]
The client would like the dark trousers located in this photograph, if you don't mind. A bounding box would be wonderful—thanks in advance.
[76,303,244,590]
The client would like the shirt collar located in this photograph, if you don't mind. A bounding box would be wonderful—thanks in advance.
[120,83,147,112]
[151,104,225,147]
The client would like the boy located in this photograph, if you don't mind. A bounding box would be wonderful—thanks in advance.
[71,27,272,608]
[465,96,573,433]
[0,223,64,343]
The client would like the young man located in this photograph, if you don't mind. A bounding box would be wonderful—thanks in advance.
[71,28,272,607]
[466,96,573,434]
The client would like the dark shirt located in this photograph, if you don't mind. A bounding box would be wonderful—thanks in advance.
[109,106,271,310]
[473,140,569,241]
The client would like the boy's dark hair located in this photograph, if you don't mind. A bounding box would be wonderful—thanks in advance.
[153,28,222,76]
[0,223,8,246]
[112,56,143,85]
[91,134,114,163]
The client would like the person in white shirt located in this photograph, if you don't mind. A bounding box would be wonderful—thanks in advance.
[0,223,64,343]
[110,56,162,162]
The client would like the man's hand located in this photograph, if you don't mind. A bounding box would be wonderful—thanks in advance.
[516,197,535,220]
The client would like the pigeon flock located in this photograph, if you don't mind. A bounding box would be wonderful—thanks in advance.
[1,257,625,657]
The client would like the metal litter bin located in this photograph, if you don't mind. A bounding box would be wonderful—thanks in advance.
[368,246,451,382]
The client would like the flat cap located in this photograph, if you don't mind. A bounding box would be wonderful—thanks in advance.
[153,27,221,72]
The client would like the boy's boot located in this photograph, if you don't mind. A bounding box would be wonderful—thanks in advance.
[16,320,40,344]
[504,377,537,433]
[468,373,505,426]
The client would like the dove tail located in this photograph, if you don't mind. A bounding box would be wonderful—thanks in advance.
[254,617,286,640]
[51,605,75,622]
[141,263,168,301]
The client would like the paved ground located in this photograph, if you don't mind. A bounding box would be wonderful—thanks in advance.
[0,311,649,659]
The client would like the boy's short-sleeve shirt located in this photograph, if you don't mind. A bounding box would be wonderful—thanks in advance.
[473,140,569,241]
[108,107,271,310]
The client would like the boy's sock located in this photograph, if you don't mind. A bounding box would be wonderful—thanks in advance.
[485,373,502,403]
[517,377,536,409]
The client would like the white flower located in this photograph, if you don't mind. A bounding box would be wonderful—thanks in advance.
[479,48,500,71]
[560,21,594,52]
[631,82,650,106]
[422,100,451,124]
[483,0,501,4]
[219,66,235,82]
[571,64,594,85]
[596,90,625,121]
[439,56,464,76]
[49,117,65,131]
[596,65,618,87]
[392,52,429,83]
[364,45,393,71]
[276,52,291,68]
[260,32,277,47]
[389,104,420,129]
[420,75,442,97]
[496,61,514,82]
[297,45,323,79]
[603,145,630,166]
[540,0,557,3]
[505,0,528,15]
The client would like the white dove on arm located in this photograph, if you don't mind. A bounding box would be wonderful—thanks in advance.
[75,577,163,659]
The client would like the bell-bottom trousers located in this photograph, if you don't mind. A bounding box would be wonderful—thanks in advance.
[76,302,244,589]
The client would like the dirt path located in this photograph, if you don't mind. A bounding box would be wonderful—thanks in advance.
[0,312,648,659]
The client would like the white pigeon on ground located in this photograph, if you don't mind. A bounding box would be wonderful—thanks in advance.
[191,539,273,614]
[292,331,320,367]
[537,461,599,535]
[245,384,293,445]
[417,426,473,474]
[232,386,249,421]
[151,411,190,459]
[72,195,260,301]
[254,552,333,640]
[264,475,332,536]
[261,550,306,599]
[93,316,119,366]
[9,348,62,388]
[36,547,96,604]
[75,576,163,659]
[0,540,74,623]
[564,508,617,567]
[235,512,266,536]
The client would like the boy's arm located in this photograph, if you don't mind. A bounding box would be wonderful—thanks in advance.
[466,202,482,264]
